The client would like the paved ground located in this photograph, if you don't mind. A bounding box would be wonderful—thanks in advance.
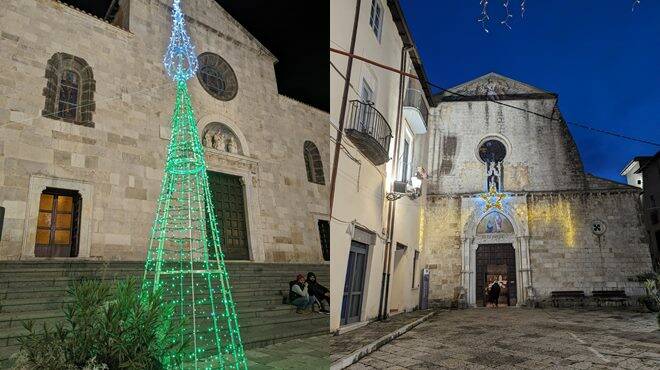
[347,308,660,369]
[246,335,329,369]
[330,310,433,363]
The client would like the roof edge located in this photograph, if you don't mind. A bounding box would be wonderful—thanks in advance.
[386,0,434,106]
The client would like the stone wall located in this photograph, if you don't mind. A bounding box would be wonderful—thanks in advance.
[0,0,328,262]
[528,191,651,297]
[424,196,462,304]
[423,190,651,305]
[427,81,587,195]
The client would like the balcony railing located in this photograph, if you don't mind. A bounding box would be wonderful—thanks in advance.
[403,88,429,131]
[345,100,392,165]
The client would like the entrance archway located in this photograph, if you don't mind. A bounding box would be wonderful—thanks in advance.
[460,205,532,307]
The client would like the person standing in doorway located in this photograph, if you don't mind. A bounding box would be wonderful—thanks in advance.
[488,279,501,307]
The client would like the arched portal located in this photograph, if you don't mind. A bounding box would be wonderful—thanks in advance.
[461,205,532,307]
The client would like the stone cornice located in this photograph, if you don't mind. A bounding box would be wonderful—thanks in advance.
[428,188,641,200]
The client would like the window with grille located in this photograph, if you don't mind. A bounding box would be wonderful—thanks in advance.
[304,141,325,185]
[42,53,95,126]
[35,188,81,257]
[196,52,238,101]
[57,70,79,120]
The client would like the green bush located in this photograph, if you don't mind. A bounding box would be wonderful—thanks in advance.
[12,277,188,369]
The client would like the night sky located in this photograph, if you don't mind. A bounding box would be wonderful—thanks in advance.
[64,0,329,112]
[401,1,660,182]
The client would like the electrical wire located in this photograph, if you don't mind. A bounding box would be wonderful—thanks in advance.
[329,47,660,148]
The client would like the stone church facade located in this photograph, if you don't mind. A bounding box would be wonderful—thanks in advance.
[0,0,329,263]
[424,73,652,306]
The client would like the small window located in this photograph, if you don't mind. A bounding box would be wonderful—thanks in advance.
[318,220,330,261]
[360,79,375,104]
[369,0,384,40]
[637,179,642,185]
[304,141,325,185]
[42,53,95,126]
[35,188,81,257]
[412,250,420,288]
[400,138,410,182]
[196,52,238,101]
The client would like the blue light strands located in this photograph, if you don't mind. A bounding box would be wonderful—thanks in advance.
[141,0,248,368]
[163,0,198,82]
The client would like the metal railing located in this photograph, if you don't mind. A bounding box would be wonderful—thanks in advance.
[346,100,392,154]
[403,88,429,125]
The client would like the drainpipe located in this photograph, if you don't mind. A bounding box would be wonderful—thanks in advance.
[378,44,410,321]
[329,0,362,218]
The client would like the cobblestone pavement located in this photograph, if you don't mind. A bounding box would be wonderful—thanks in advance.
[331,309,434,363]
[246,335,329,369]
[347,308,660,369]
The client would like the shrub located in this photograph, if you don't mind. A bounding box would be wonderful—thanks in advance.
[12,277,188,369]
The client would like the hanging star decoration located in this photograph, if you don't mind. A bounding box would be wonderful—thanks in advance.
[480,183,507,211]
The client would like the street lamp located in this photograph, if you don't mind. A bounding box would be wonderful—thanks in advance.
[386,167,427,201]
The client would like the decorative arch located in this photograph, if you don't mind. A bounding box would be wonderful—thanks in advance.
[303,141,325,185]
[42,52,95,127]
[199,120,249,157]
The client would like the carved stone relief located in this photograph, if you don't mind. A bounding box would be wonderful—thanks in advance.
[202,122,243,155]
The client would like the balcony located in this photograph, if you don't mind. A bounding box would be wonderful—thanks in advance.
[345,100,392,165]
[403,88,428,134]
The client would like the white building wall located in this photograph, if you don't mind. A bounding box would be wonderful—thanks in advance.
[330,0,426,331]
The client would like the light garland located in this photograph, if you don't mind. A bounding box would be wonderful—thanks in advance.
[141,1,248,368]
[480,183,507,211]
[163,0,199,82]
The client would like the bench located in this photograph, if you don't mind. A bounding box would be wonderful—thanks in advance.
[550,290,586,307]
[592,290,628,307]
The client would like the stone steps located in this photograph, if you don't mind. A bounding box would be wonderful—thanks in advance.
[0,261,329,367]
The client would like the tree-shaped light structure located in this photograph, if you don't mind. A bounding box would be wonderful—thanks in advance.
[141,1,247,368]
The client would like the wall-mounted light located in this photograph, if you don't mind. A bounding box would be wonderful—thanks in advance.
[386,167,427,201]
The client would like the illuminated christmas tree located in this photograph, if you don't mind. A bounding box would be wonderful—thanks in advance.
[141,0,248,368]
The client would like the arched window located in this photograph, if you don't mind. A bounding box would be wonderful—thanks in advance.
[304,141,325,185]
[478,139,506,191]
[42,53,95,127]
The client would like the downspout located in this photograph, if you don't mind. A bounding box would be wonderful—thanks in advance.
[329,0,362,217]
[378,44,410,320]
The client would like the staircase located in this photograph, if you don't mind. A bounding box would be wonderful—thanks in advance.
[0,260,329,367]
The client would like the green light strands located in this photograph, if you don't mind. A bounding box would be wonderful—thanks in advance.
[141,1,248,368]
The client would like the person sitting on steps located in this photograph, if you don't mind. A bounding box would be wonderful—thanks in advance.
[307,272,330,314]
[289,274,314,314]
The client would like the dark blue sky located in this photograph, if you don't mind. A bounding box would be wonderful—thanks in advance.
[401,0,660,182]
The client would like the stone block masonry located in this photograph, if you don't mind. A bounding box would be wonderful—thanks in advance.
[0,0,328,263]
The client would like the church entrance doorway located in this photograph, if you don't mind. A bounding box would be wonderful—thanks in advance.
[207,171,250,260]
[475,244,516,307]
